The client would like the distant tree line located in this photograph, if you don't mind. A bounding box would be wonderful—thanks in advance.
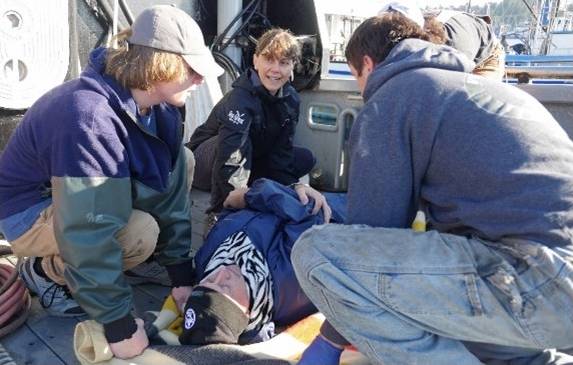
[489,0,532,34]
[426,0,572,35]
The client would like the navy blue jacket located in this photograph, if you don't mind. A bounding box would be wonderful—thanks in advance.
[188,69,301,213]
[0,47,193,327]
[194,179,346,326]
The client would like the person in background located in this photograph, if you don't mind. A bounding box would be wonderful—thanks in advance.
[378,0,506,80]
[0,5,222,359]
[294,11,573,365]
[187,28,321,234]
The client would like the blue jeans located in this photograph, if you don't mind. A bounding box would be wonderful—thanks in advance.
[292,224,573,365]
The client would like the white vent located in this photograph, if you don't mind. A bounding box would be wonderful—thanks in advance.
[0,0,69,109]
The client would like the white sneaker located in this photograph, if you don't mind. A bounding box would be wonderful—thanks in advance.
[18,257,85,317]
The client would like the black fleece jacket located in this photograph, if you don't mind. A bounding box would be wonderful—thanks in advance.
[189,69,300,213]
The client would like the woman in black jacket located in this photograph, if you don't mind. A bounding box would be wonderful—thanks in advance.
[188,28,318,228]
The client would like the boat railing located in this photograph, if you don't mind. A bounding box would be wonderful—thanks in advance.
[506,55,573,65]
[505,55,573,83]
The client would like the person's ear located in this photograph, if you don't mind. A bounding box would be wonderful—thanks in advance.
[253,54,259,70]
[362,55,375,74]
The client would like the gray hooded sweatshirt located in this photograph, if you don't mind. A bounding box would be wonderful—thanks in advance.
[348,39,573,248]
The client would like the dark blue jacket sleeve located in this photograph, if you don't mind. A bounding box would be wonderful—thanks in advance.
[244,179,321,223]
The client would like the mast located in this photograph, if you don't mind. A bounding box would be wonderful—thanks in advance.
[531,0,562,54]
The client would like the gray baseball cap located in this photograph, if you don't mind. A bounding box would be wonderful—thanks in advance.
[128,5,224,77]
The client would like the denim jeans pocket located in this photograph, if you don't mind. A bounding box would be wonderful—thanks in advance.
[520,266,573,348]
[379,271,484,316]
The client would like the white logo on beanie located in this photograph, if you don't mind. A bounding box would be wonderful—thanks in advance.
[184,308,196,329]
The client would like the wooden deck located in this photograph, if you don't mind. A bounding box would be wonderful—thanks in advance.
[0,188,211,365]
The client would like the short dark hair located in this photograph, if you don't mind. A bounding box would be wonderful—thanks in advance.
[345,13,445,76]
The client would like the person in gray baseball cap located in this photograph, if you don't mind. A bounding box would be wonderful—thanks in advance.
[127,5,223,78]
[1,5,222,360]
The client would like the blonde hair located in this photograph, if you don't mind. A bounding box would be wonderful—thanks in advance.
[255,28,300,62]
[105,29,189,91]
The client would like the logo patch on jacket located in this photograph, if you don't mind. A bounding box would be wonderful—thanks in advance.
[228,110,246,125]
[184,308,196,329]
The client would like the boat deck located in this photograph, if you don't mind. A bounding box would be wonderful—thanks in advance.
[0,188,211,365]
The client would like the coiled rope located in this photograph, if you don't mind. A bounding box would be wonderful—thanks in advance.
[0,245,31,339]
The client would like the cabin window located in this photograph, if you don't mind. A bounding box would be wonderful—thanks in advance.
[308,104,339,131]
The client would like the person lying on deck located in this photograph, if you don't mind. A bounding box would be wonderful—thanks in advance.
[177,178,343,345]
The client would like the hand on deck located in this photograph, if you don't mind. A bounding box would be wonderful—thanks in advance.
[109,318,149,359]
[293,183,332,223]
